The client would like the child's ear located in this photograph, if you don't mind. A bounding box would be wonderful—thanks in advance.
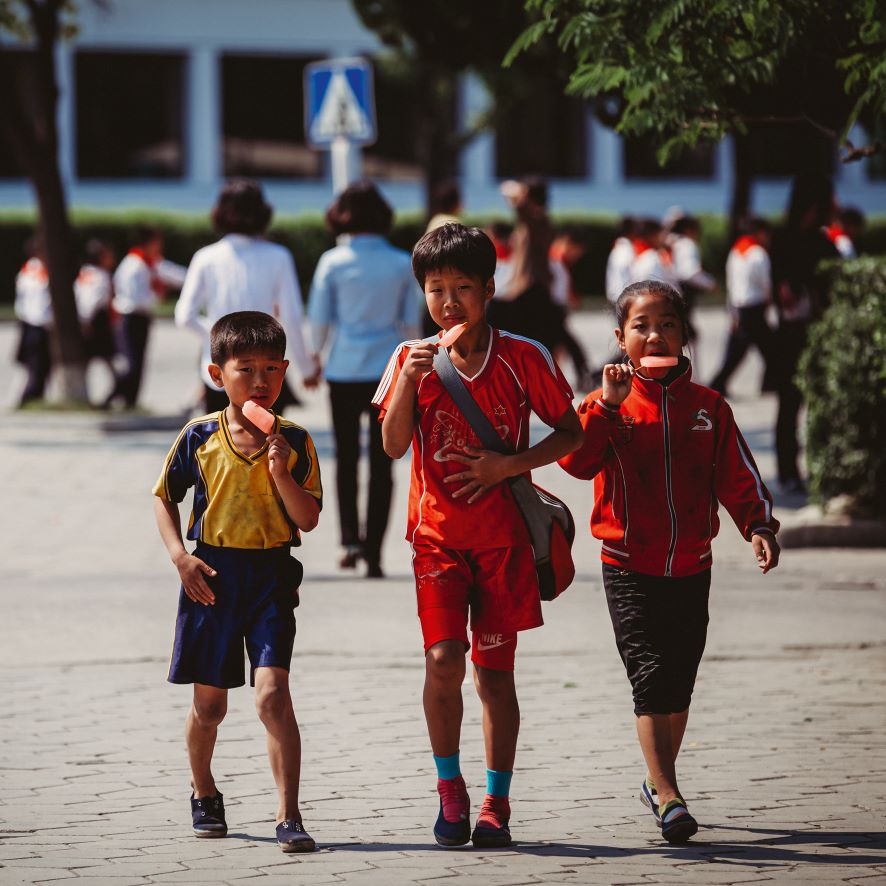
[207,363,225,389]
[614,328,627,351]
[281,359,290,374]
[485,277,495,301]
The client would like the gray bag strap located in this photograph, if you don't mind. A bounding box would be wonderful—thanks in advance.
[432,345,509,455]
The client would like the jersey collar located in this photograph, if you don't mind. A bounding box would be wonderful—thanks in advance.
[629,355,692,402]
[219,408,276,464]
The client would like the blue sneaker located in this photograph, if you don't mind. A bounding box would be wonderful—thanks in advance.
[434,776,471,846]
[640,779,662,828]
[660,798,698,844]
[276,819,316,853]
[191,792,227,838]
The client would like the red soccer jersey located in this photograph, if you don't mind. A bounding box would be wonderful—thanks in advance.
[372,327,574,549]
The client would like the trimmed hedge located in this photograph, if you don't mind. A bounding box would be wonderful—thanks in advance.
[797,257,886,517]
[2,209,886,306]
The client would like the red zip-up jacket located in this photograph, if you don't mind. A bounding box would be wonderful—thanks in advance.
[559,360,779,577]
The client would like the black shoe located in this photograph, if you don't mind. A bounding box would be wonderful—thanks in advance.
[276,819,316,853]
[339,545,363,569]
[366,561,384,579]
[191,792,227,838]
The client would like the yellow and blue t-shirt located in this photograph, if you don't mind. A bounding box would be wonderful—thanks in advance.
[153,410,322,549]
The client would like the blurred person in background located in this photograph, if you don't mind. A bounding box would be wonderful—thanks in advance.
[709,218,774,397]
[550,227,594,390]
[74,239,117,384]
[106,224,187,410]
[175,179,318,414]
[769,173,839,493]
[308,180,421,578]
[628,218,678,290]
[13,236,52,407]
[605,216,637,305]
[426,179,462,233]
[826,206,866,258]
[668,215,717,341]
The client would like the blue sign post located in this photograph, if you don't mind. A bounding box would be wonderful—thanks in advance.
[305,58,376,193]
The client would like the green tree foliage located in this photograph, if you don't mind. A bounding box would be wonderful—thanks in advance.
[508,0,886,164]
[797,258,886,516]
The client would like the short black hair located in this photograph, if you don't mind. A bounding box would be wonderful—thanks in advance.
[523,175,548,208]
[325,180,393,236]
[741,216,772,237]
[431,179,461,216]
[133,224,163,246]
[615,279,689,344]
[212,179,273,235]
[412,223,497,288]
[671,215,701,236]
[210,311,286,366]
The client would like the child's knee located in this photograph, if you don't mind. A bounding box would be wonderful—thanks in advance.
[425,641,466,684]
[254,680,293,723]
[474,666,516,703]
[192,697,227,728]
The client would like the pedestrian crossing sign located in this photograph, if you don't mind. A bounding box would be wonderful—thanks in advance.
[305,58,376,147]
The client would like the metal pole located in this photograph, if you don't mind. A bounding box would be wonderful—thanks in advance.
[331,135,361,195]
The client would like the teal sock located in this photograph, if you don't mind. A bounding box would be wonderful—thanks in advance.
[486,769,512,798]
[434,752,461,781]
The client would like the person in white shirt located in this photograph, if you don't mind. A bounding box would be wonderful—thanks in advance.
[826,206,865,259]
[74,239,116,370]
[14,240,53,406]
[308,181,421,578]
[628,219,679,290]
[106,225,186,409]
[709,218,775,395]
[605,217,637,304]
[668,215,716,340]
[175,179,318,413]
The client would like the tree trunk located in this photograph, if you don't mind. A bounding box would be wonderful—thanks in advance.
[417,70,458,217]
[729,133,753,243]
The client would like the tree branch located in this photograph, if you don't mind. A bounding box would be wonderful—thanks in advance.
[841,140,886,162]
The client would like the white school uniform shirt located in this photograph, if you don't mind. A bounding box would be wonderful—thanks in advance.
[605,237,635,303]
[726,241,771,309]
[175,234,314,386]
[112,252,186,316]
[671,235,716,291]
[833,233,856,258]
[14,258,53,327]
[628,246,679,289]
[74,264,112,322]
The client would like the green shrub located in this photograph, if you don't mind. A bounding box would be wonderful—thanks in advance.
[797,257,886,516]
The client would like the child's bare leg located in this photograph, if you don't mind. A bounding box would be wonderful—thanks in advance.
[668,709,690,759]
[187,684,228,797]
[423,641,465,755]
[254,666,302,823]
[636,714,681,805]
[473,665,520,772]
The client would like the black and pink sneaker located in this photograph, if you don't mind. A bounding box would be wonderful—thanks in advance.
[471,794,512,848]
[434,775,471,846]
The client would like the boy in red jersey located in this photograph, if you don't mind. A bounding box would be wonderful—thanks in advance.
[372,223,583,848]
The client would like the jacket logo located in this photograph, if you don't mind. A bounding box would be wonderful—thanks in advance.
[616,415,634,443]
[691,408,713,431]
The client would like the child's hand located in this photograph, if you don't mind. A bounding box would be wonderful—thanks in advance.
[173,551,217,605]
[267,433,292,479]
[402,342,437,382]
[601,362,634,407]
[752,531,780,574]
[444,447,510,503]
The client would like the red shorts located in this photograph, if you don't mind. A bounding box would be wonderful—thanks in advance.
[412,542,543,671]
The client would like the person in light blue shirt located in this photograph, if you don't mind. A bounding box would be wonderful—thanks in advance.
[308,181,422,578]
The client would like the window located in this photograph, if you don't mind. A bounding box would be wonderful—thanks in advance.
[623,135,714,179]
[494,85,588,179]
[222,54,322,178]
[363,62,455,181]
[75,51,185,178]
[0,50,37,178]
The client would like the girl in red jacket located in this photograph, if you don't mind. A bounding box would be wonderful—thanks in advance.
[559,279,780,844]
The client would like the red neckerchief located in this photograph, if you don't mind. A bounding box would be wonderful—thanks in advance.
[733,235,759,256]
[129,247,165,297]
[20,258,48,282]
[493,240,512,261]
[825,223,844,245]
[631,238,652,256]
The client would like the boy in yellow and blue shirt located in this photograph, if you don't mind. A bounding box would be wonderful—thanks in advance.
[153,311,321,852]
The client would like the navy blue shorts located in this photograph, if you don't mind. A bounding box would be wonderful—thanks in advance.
[602,564,711,715]
[168,543,303,689]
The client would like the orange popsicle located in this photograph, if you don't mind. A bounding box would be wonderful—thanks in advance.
[639,355,679,368]
[243,399,275,434]
[439,322,468,348]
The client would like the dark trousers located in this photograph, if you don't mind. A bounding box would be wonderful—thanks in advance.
[329,380,393,566]
[774,320,808,483]
[108,312,151,407]
[15,322,52,405]
[710,304,774,393]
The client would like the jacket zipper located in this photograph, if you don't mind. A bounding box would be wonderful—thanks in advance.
[661,387,678,576]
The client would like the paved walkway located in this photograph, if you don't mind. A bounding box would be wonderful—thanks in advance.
[1,310,885,884]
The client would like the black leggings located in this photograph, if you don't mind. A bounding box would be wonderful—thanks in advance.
[329,380,393,567]
[603,564,710,715]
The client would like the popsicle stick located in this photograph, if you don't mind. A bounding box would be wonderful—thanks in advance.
[639,355,679,368]
[243,399,276,434]
[439,322,468,348]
